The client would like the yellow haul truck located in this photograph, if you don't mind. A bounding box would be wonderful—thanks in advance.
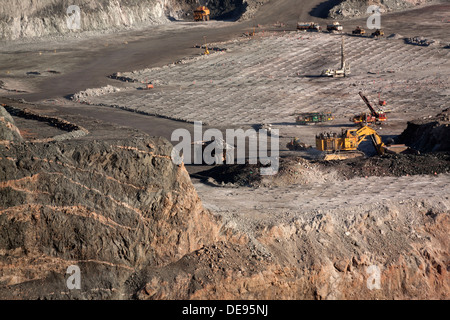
[194,6,210,21]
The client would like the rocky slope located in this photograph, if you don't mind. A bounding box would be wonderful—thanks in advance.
[0,0,259,41]
[134,198,449,300]
[0,108,222,298]
[328,0,438,19]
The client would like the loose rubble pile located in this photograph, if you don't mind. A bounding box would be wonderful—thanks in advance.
[398,108,450,152]
[71,85,123,101]
[320,152,450,179]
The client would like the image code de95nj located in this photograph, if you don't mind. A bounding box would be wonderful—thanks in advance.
[182,304,268,317]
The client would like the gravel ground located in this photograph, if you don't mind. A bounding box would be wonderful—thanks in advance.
[70,31,449,129]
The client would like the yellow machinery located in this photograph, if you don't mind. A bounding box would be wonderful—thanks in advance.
[203,36,209,55]
[194,6,210,21]
[352,26,365,35]
[316,125,410,160]
[371,29,384,37]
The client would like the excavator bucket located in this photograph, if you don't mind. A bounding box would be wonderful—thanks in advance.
[383,144,419,155]
[321,151,365,161]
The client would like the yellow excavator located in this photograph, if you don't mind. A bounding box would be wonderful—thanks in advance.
[316,125,412,160]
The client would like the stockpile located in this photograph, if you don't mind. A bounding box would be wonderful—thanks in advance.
[319,152,450,179]
[398,108,450,153]
[195,157,336,187]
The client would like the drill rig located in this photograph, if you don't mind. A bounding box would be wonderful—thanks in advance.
[321,37,350,78]
[351,91,387,125]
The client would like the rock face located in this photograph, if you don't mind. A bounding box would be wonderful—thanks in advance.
[133,199,449,300]
[328,0,435,19]
[0,135,221,299]
[0,0,253,40]
[1,0,171,40]
[405,36,440,47]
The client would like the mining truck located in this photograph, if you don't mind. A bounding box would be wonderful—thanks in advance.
[295,112,334,125]
[327,22,343,32]
[194,6,210,21]
[297,22,321,32]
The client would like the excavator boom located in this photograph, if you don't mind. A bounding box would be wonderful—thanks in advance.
[355,126,386,155]
[359,91,378,117]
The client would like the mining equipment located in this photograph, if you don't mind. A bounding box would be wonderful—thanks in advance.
[352,26,365,35]
[321,37,350,77]
[297,22,321,32]
[286,137,308,151]
[194,6,210,21]
[327,22,343,32]
[350,91,387,125]
[295,112,334,125]
[316,125,411,160]
[371,29,384,37]
[202,36,209,55]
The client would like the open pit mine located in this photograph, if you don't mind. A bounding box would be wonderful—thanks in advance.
[0,0,448,304]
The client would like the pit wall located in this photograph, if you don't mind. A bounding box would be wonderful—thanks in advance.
[0,0,254,41]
